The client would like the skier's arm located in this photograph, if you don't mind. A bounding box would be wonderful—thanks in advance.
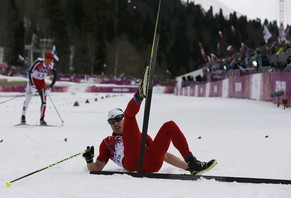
[82,145,107,171]
[87,160,106,171]
[28,59,40,86]
[164,152,188,170]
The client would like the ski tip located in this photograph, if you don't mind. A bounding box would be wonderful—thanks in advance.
[14,123,27,127]
[14,123,63,127]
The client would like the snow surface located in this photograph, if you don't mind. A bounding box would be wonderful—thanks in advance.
[1,92,291,198]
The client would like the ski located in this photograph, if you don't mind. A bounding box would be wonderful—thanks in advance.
[14,123,63,127]
[138,0,161,172]
[90,171,291,185]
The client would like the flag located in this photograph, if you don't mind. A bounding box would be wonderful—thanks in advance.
[278,25,287,44]
[198,43,208,63]
[263,25,272,43]
[52,45,59,61]
[227,45,235,52]
[218,31,224,39]
[210,53,219,62]
[240,42,248,55]
[18,54,25,62]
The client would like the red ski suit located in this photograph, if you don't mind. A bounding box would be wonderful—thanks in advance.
[97,97,193,173]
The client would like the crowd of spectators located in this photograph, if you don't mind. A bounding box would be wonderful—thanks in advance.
[201,39,291,82]
[0,64,27,77]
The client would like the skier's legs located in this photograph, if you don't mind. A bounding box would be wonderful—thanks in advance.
[22,83,33,116]
[22,93,33,116]
[33,80,47,120]
[122,97,143,171]
[142,120,193,172]
[39,90,47,119]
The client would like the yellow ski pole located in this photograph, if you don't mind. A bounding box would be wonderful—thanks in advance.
[6,151,83,187]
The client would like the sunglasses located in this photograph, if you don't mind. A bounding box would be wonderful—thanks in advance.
[107,114,124,125]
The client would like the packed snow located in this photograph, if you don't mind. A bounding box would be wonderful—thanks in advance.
[1,92,291,198]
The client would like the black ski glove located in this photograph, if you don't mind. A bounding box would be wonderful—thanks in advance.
[82,146,94,163]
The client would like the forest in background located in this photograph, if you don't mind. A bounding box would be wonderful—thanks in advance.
[0,0,280,78]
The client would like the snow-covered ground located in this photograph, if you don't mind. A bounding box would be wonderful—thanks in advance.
[1,92,291,198]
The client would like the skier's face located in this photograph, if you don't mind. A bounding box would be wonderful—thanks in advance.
[44,57,54,67]
[110,118,123,134]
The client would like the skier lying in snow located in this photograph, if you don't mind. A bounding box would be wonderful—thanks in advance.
[83,66,216,174]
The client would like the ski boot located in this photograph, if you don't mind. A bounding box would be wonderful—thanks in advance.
[136,66,149,99]
[187,157,217,175]
[40,117,47,126]
[21,115,26,124]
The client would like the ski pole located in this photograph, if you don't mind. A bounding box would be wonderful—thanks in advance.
[0,93,25,105]
[48,94,64,124]
[6,151,83,187]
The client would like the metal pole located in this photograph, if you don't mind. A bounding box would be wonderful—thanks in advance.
[0,94,25,105]
[6,152,83,187]
[48,94,64,124]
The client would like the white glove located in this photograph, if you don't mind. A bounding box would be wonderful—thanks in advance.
[45,87,51,95]
[30,86,37,95]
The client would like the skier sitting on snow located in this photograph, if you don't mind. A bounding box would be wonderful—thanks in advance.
[83,66,216,174]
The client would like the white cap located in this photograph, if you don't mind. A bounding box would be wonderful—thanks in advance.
[108,108,123,120]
